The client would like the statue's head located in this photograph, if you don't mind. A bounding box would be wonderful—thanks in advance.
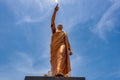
[57,24,63,31]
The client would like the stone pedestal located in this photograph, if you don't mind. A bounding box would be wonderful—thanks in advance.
[25,76,85,80]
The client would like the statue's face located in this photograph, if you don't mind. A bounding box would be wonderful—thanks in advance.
[57,24,63,30]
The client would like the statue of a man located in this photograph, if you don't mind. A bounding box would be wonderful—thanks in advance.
[50,4,72,77]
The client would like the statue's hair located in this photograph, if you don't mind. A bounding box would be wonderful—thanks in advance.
[58,24,63,27]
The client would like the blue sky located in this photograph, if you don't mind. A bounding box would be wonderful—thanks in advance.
[0,0,120,80]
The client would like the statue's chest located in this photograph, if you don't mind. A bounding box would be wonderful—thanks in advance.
[52,32,64,38]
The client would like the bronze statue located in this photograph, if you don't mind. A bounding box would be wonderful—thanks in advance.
[50,4,72,77]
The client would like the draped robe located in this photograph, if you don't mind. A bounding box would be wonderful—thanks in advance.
[50,31,71,76]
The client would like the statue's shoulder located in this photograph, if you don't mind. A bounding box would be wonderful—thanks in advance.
[63,31,67,35]
[61,31,65,35]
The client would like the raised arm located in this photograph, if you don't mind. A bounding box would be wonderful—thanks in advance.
[51,4,59,34]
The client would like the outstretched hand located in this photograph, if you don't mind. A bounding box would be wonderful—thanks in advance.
[54,4,59,12]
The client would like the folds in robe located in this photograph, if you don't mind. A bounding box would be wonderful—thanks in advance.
[50,31,71,76]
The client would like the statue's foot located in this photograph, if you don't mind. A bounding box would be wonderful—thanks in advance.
[55,74,64,77]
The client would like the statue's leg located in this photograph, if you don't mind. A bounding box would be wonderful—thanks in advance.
[56,44,66,77]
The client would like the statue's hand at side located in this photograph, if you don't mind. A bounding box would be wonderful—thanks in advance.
[69,49,72,56]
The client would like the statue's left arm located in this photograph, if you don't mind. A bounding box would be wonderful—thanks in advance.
[65,33,72,55]
[68,39,72,55]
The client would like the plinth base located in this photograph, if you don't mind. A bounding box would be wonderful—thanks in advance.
[25,76,85,80]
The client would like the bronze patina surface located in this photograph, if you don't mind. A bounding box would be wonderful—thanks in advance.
[50,4,72,77]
